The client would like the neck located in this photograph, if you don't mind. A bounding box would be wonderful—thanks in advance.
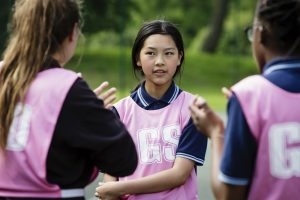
[259,48,282,71]
[144,81,172,99]
[52,52,66,67]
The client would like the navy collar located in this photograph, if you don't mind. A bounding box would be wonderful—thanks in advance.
[263,57,300,75]
[136,81,180,107]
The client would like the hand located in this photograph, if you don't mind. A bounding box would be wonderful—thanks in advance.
[189,96,224,138]
[221,87,232,99]
[77,73,117,109]
[94,81,117,109]
[95,182,121,200]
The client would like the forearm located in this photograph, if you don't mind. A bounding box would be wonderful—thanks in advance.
[108,157,194,196]
[210,136,224,199]
[103,173,117,182]
[114,168,186,195]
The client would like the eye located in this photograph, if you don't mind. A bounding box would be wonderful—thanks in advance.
[165,51,175,56]
[145,51,155,56]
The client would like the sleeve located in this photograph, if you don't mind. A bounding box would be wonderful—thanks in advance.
[111,106,120,118]
[55,78,137,177]
[219,94,257,185]
[176,118,208,166]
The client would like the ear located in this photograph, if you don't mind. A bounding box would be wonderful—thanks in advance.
[136,59,141,67]
[258,27,267,45]
[177,51,183,66]
[68,23,79,42]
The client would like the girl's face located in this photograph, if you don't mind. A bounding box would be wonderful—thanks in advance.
[137,34,182,89]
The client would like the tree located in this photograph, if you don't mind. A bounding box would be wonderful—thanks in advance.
[0,1,13,55]
[202,0,230,53]
[82,0,133,33]
[129,0,212,47]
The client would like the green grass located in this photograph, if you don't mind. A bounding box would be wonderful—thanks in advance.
[66,48,258,111]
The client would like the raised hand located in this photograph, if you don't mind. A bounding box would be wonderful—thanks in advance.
[93,81,117,109]
[189,96,224,139]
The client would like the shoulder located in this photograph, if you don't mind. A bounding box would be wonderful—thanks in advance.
[113,96,134,118]
[65,78,101,105]
[114,96,132,109]
[177,90,195,103]
[231,75,265,93]
[34,68,79,89]
[40,68,78,77]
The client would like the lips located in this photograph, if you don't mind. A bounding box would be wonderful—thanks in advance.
[153,69,166,74]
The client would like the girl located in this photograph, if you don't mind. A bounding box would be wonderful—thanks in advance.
[190,0,300,199]
[0,0,137,199]
[95,20,207,200]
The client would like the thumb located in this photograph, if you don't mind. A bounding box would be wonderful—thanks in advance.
[221,87,232,99]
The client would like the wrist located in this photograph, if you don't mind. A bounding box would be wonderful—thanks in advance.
[115,181,128,196]
[208,121,224,139]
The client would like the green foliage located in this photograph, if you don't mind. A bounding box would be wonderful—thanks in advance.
[217,0,256,54]
[82,0,133,33]
[80,0,256,56]
[0,0,258,57]
[0,1,13,55]
[128,0,213,47]
[188,27,210,53]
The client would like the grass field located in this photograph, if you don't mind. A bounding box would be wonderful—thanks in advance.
[66,48,258,111]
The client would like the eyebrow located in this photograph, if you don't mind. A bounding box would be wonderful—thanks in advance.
[145,47,176,51]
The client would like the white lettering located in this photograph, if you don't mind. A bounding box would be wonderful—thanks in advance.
[137,124,180,164]
[269,123,300,178]
[6,103,32,151]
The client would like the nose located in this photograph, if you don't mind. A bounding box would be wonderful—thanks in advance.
[155,54,165,66]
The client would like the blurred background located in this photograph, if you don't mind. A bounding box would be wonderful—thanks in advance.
[1,0,258,199]
[0,0,259,111]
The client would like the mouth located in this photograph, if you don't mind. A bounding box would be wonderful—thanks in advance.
[153,69,166,74]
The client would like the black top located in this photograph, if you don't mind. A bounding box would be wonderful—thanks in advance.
[2,79,137,198]
[1,60,137,200]
[46,78,138,189]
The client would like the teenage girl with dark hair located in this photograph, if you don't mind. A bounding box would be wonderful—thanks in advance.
[0,0,137,199]
[190,0,300,199]
[95,20,208,200]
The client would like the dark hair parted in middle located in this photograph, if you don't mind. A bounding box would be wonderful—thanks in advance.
[131,20,184,79]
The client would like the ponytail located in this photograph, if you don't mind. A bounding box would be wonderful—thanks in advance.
[0,0,82,150]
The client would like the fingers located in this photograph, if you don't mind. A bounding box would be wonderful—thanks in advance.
[101,87,117,101]
[95,191,100,198]
[93,82,117,109]
[95,182,104,199]
[190,104,205,124]
[102,88,117,109]
[98,181,104,186]
[221,87,232,99]
[94,81,110,96]
[190,96,208,131]
[192,95,207,108]
[77,72,82,78]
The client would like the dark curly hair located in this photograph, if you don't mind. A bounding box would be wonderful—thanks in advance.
[257,0,300,55]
